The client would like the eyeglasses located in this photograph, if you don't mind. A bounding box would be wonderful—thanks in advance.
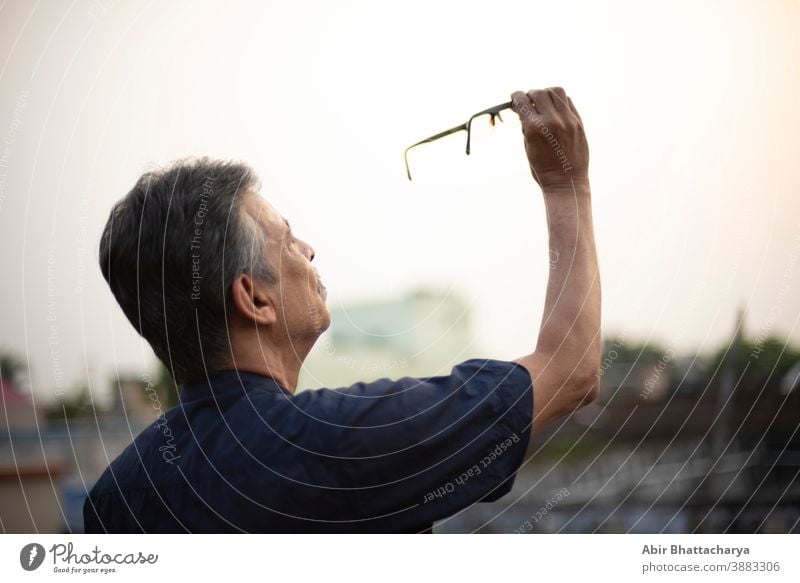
[404,101,513,180]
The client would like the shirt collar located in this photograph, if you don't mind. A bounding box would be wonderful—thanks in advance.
[179,369,293,402]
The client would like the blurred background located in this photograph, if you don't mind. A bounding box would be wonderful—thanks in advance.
[0,0,799,533]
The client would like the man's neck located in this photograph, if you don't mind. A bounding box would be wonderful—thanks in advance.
[226,333,316,394]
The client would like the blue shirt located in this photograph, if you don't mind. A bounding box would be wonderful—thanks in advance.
[83,358,533,533]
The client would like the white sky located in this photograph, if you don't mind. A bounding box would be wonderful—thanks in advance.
[1,0,799,400]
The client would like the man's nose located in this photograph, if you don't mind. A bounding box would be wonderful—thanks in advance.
[300,239,315,262]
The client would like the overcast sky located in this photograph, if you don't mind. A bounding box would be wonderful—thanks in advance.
[1,0,799,400]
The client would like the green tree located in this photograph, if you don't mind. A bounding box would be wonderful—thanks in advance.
[152,362,180,409]
[711,336,800,382]
[0,351,26,382]
[43,385,97,422]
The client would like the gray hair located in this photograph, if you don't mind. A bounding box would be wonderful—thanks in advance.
[99,157,276,384]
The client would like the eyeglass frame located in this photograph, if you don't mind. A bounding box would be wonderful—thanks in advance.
[403,101,513,180]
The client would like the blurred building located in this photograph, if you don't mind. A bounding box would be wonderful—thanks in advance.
[0,371,165,532]
[300,287,479,389]
[0,375,67,533]
[0,375,39,429]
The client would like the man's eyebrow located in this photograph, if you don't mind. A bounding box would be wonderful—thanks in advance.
[283,218,292,233]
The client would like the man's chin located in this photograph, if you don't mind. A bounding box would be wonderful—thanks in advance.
[310,303,331,333]
[320,310,331,331]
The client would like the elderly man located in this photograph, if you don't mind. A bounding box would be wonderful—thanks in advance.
[84,87,600,533]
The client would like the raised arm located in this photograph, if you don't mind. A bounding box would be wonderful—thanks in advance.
[510,87,601,434]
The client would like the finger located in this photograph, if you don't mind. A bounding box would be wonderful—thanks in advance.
[547,87,569,113]
[527,88,556,116]
[510,90,538,119]
[567,96,584,125]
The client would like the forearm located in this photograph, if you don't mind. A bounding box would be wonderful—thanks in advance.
[536,181,601,386]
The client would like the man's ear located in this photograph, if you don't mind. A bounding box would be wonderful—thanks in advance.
[230,273,277,326]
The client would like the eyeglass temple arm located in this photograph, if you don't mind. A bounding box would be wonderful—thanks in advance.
[404,101,513,181]
[404,122,468,181]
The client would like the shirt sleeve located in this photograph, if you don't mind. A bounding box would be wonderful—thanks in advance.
[291,358,533,531]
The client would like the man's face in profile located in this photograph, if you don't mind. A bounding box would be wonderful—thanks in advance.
[243,195,331,343]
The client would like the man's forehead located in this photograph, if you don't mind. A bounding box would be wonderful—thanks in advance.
[246,195,288,230]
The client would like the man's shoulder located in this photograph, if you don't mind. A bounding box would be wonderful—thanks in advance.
[88,410,188,498]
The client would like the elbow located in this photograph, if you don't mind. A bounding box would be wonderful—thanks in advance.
[572,364,600,408]
[578,376,600,406]
[574,338,601,406]
[552,333,601,409]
